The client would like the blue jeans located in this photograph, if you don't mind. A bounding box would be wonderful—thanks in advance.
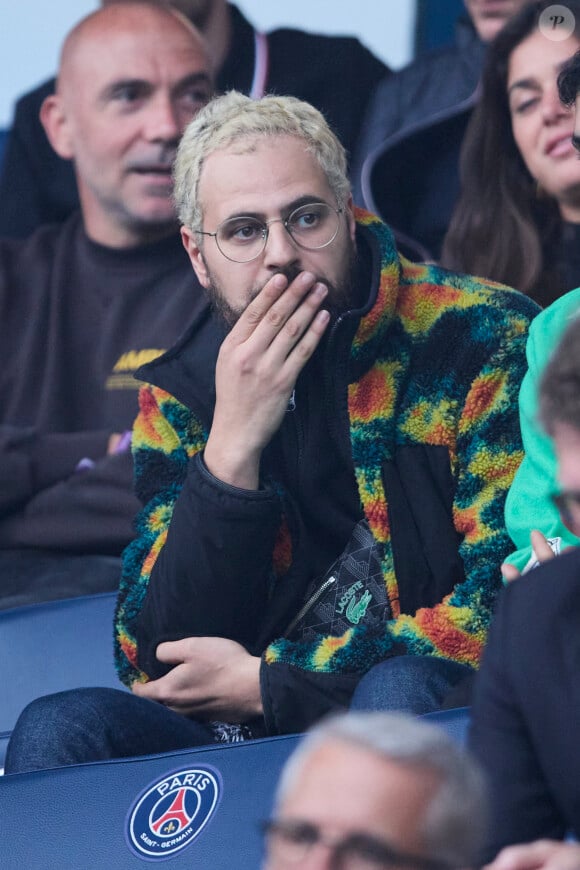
[4,688,217,775]
[350,655,474,715]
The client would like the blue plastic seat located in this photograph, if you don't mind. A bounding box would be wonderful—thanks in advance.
[0,591,123,768]
[0,668,471,866]
[0,732,301,868]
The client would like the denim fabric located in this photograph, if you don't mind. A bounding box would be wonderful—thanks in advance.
[350,655,474,715]
[4,687,217,774]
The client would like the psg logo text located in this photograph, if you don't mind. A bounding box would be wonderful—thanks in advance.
[126,766,221,859]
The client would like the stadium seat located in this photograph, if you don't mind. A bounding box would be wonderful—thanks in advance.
[0,591,124,768]
[0,673,471,867]
[0,732,301,868]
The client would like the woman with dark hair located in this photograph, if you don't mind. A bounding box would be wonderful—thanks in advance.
[441,0,580,306]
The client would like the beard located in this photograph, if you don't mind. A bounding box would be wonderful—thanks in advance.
[203,240,357,330]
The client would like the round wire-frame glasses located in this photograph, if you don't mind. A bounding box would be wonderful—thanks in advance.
[195,201,343,263]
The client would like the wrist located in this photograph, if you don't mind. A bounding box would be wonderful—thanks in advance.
[203,435,261,490]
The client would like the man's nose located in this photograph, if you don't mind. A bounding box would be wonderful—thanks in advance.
[144,94,181,143]
[262,220,299,269]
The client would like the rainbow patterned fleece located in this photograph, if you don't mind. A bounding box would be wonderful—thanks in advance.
[115,210,537,689]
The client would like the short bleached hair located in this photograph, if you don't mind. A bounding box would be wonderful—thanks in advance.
[173,90,351,231]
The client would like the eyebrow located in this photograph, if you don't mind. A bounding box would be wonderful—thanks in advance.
[99,78,149,101]
[507,77,540,96]
[172,71,213,94]
[223,195,331,223]
[99,71,212,102]
[508,60,572,97]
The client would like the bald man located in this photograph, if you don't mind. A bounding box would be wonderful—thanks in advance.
[0,0,388,239]
[0,1,213,608]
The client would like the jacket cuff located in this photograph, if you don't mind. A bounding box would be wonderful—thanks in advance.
[195,451,275,502]
[260,657,360,736]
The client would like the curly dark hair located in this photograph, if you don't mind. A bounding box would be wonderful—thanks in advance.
[558,49,580,106]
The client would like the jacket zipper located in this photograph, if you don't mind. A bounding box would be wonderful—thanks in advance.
[283,574,338,637]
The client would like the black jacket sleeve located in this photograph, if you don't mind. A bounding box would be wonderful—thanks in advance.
[0,424,110,514]
[260,662,360,733]
[134,452,283,678]
[0,426,138,554]
[468,557,580,859]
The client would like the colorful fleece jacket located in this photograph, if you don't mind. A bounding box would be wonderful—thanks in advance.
[115,211,538,732]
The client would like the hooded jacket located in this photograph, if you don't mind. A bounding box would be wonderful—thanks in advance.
[115,211,537,735]
[352,17,485,260]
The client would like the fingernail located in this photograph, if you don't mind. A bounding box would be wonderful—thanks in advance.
[299,271,315,286]
[313,282,328,298]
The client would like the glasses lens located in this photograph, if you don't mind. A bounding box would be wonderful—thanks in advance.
[287,202,339,250]
[263,820,316,864]
[262,820,413,870]
[341,837,408,870]
[217,217,266,262]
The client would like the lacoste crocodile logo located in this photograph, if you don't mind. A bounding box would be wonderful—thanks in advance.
[346,589,372,625]
[336,581,373,625]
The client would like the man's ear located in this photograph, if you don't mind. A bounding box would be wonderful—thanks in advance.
[40,93,75,160]
[181,226,210,288]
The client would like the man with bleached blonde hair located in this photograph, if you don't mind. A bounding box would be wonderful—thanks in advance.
[7,91,535,773]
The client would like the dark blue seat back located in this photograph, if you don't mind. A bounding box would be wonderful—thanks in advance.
[0,733,301,868]
[0,592,123,767]
[0,691,470,866]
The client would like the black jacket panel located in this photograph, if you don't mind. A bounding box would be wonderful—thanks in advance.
[470,548,580,858]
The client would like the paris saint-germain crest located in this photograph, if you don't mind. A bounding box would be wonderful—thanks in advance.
[126,765,221,859]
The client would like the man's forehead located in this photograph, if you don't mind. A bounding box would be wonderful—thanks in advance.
[277,739,438,855]
[198,135,332,216]
[284,740,387,799]
[59,8,207,91]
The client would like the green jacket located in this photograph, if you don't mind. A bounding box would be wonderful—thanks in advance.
[504,287,580,571]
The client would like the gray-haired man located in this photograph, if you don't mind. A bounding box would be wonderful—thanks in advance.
[262,711,487,870]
